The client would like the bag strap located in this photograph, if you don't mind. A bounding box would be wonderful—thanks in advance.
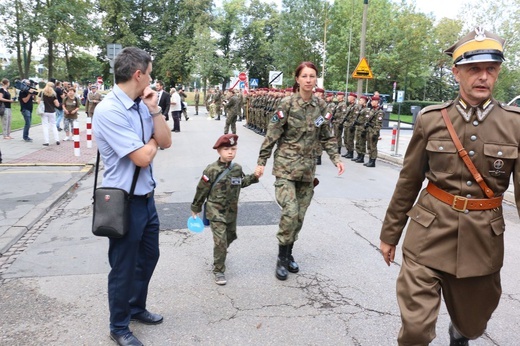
[209,163,235,193]
[440,108,494,198]
[93,151,140,200]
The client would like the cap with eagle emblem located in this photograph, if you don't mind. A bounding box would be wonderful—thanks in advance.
[444,26,505,65]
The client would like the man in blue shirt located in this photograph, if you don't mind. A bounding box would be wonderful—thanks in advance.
[93,47,171,346]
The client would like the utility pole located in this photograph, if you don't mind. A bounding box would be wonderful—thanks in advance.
[356,0,368,97]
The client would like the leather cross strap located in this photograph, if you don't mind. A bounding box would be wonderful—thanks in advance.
[440,108,495,198]
[427,182,502,211]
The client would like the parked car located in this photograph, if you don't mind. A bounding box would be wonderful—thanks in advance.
[507,95,520,107]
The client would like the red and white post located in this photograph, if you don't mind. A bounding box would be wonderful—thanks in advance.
[86,117,92,149]
[390,124,397,152]
[73,121,80,157]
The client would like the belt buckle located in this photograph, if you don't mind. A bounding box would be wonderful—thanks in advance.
[452,195,468,212]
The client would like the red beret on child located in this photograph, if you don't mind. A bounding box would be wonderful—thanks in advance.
[213,134,239,149]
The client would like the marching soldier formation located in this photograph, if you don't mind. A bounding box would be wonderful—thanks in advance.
[243,87,384,168]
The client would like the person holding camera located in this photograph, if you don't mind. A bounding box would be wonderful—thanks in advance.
[18,79,37,142]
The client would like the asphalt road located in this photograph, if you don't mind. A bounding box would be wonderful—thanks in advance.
[0,107,519,345]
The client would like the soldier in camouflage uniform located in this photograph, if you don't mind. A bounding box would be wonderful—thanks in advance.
[223,89,241,134]
[352,95,369,163]
[363,95,384,167]
[191,134,260,285]
[333,92,347,154]
[255,61,345,281]
[214,87,223,120]
[194,89,200,115]
[341,92,359,158]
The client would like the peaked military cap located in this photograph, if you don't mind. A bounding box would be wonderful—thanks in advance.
[445,26,505,65]
[213,134,238,149]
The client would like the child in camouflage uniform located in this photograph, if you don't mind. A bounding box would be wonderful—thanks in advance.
[191,134,261,285]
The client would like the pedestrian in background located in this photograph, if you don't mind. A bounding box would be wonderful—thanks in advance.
[92,46,171,346]
[194,88,200,115]
[62,88,81,141]
[170,87,182,132]
[85,84,102,117]
[54,81,65,132]
[179,88,189,121]
[156,81,170,121]
[0,78,14,139]
[191,134,260,285]
[38,82,61,146]
[19,79,37,142]
[380,27,520,345]
[255,61,345,281]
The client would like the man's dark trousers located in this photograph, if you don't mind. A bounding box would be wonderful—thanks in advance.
[108,195,160,335]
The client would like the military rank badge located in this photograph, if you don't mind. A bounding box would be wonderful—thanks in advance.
[314,116,325,127]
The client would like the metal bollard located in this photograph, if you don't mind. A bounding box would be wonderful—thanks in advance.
[86,117,92,149]
[73,121,80,157]
[390,124,397,152]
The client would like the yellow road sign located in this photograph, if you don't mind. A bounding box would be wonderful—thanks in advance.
[352,57,374,79]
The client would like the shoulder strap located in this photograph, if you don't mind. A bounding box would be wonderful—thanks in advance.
[93,151,140,201]
[440,108,494,198]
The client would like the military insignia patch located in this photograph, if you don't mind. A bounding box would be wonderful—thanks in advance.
[324,112,332,121]
[271,114,279,123]
[202,175,209,182]
[314,116,325,127]
[231,177,242,185]
[277,110,284,119]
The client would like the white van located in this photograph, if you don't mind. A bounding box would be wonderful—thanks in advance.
[507,95,520,107]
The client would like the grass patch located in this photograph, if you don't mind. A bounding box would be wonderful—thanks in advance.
[0,103,42,133]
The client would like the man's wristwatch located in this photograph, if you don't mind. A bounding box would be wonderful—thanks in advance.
[150,107,162,117]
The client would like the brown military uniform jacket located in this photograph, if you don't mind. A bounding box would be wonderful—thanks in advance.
[380,97,520,278]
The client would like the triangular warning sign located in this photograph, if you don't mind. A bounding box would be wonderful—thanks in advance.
[352,57,373,79]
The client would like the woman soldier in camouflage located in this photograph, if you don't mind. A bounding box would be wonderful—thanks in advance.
[255,61,345,280]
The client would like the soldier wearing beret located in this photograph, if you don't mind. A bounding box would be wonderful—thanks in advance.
[351,95,369,163]
[191,134,260,285]
[223,89,240,134]
[341,92,359,158]
[255,61,345,281]
[363,95,384,167]
[380,27,520,345]
[333,92,347,154]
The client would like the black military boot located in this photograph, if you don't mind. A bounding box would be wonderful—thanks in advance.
[364,158,376,167]
[355,154,365,163]
[350,153,359,161]
[449,323,469,346]
[316,155,322,165]
[343,150,353,158]
[337,147,341,154]
[287,243,299,273]
[275,245,289,280]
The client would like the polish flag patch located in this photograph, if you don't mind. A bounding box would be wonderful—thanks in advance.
[324,112,332,121]
[202,175,210,182]
[277,110,284,119]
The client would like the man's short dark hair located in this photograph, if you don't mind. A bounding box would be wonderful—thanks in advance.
[114,47,152,84]
[157,80,164,87]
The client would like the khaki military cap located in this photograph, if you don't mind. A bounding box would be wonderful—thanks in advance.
[445,26,505,65]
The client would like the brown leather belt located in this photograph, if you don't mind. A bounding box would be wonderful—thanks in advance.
[426,182,502,212]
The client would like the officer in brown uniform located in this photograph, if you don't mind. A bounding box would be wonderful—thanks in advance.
[379,27,520,346]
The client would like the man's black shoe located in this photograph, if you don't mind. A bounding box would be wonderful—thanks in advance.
[131,310,163,325]
[110,332,143,346]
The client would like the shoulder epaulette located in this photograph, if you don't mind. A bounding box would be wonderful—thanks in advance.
[498,102,520,114]
[418,100,454,115]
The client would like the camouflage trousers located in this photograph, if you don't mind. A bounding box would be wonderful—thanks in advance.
[333,123,343,148]
[274,178,314,245]
[224,113,238,134]
[366,129,379,159]
[343,125,356,151]
[354,125,367,155]
[210,220,237,273]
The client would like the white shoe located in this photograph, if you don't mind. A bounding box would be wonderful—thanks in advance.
[63,137,69,141]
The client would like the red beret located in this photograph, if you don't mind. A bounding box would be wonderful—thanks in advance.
[371,95,380,101]
[213,134,239,149]
[315,88,325,93]
[337,92,345,96]
[285,88,293,92]
[326,93,334,98]
[348,92,357,98]
[360,95,368,101]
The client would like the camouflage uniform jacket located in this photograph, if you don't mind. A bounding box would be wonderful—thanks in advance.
[191,160,259,223]
[365,107,384,132]
[344,103,360,127]
[333,101,347,125]
[224,95,241,116]
[257,93,340,182]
